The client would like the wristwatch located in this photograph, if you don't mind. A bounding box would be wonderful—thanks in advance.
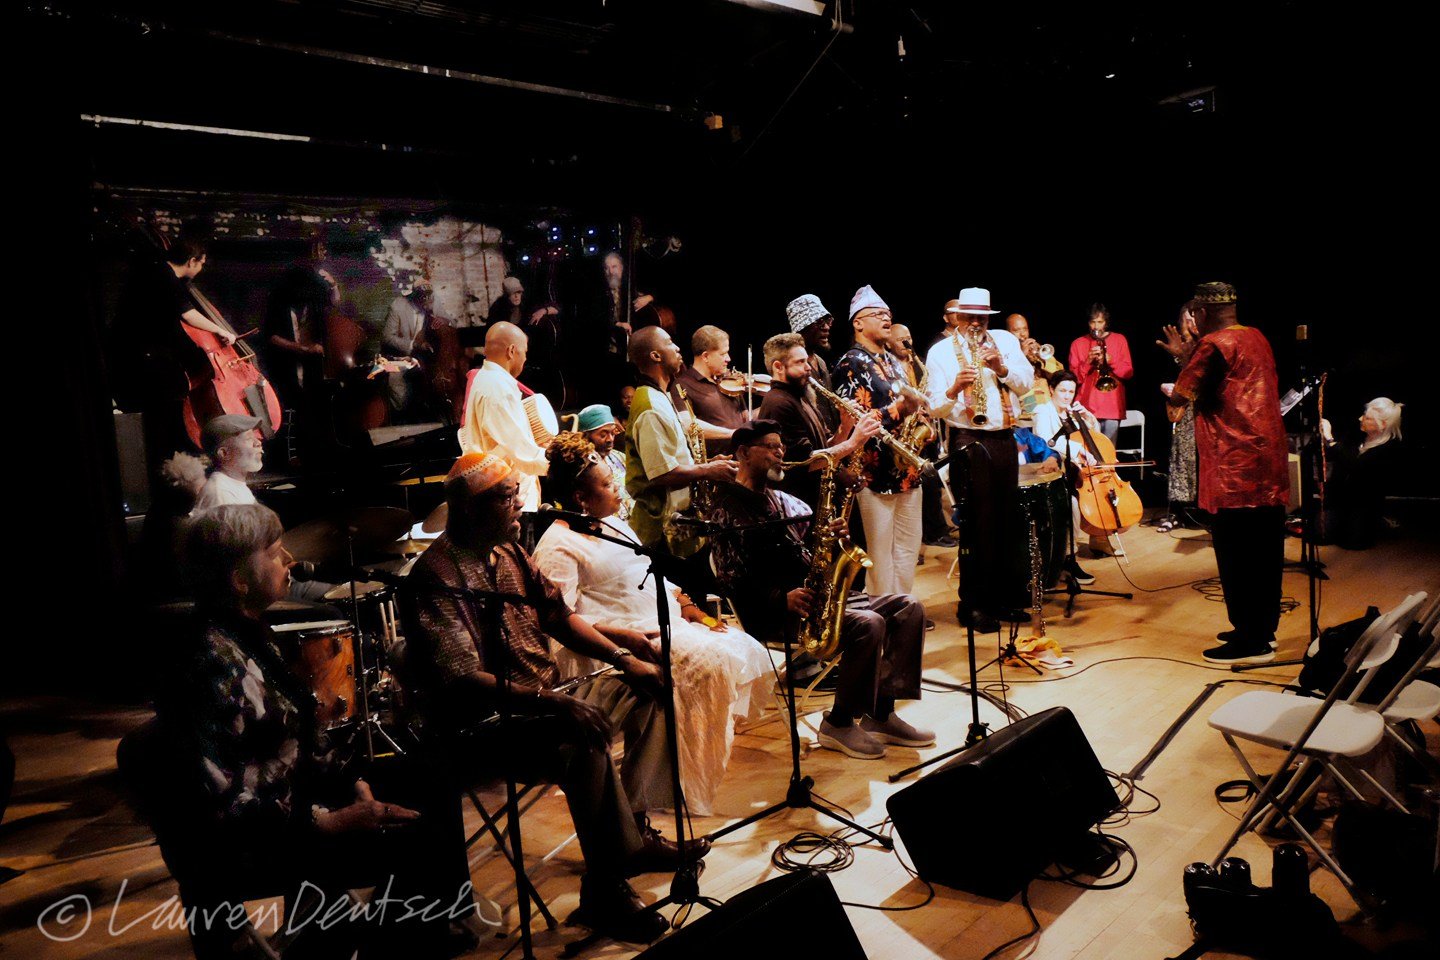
[609,648,634,665]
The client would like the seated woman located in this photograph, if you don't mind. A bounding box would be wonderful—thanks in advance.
[1029,371,1112,578]
[533,433,771,816]
[1320,397,1405,549]
[154,504,477,959]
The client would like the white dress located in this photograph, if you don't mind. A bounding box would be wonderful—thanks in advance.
[533,517,771,815]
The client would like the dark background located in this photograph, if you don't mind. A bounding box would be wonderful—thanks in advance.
[18,1,1428,689]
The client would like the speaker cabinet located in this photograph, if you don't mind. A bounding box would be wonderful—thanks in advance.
[635,868,867,959]
[114,411,150,515]
[886,706,1119,901]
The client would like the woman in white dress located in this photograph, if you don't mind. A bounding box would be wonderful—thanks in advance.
[534,433,771,816]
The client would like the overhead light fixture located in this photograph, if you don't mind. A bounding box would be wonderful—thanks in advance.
[1105,73,1117,79]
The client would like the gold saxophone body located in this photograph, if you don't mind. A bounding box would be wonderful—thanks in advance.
[957,326,992,425]
[807,376,933,474]
[892,364,935,472]
[675,384,713,517]
[792,452,871,661]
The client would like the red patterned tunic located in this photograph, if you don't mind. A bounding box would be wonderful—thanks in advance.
[1171,325,1289,512]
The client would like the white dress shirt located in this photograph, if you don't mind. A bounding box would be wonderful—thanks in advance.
[458,361,548,512]
[924,326,1034,430]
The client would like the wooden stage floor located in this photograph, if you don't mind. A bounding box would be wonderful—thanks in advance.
[3,521,1436,959]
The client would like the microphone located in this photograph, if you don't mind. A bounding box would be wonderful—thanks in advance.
[537,505,605,534]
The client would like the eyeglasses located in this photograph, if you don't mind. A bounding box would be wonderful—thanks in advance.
[576,450,605,477]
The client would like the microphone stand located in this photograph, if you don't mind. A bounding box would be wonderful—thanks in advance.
[889,438,991,783]
[1045,415,1131,617]
[553,517,725,927]
[662,513,892,849]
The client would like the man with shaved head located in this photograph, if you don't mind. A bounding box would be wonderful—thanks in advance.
[625,326,737,556]
[458,321,549,512]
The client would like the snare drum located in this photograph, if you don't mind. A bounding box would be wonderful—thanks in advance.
[272,620,358,729]
[1010,473,1070,596]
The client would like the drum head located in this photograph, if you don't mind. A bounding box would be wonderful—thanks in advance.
[272,619,352,635]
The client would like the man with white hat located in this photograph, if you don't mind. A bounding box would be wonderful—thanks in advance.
[833,285,928,598]
[924,287,1033,631]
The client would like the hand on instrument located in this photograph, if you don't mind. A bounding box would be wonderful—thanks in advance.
[786,587,817,618]
[1022,338,1041,361]
[530,307,550,324]
[618,656,665,701]
[1073,447,1098,467]
[307,343,326,357]
[614,321,633,336]
[549,693,616,749]
[1160,382,1175,398]
[1320,418,1333,443]
[1040,457,1063,476]
[219,330,237,347]
[703,459,739,482]
[848,411,883,448]
[946,366,979,399]
[979,343,1004,371]
[1089,345,1103,364]
[633,294,654,311]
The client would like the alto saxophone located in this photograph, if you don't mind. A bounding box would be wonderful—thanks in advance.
[791,452,871,661]
[674,384,713,517]
[892,365,935,473]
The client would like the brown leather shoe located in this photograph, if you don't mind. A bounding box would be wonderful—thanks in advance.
[624,814,712,876]
[567,875,668,944]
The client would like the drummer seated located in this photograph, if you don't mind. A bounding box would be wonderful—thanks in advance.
[152,504,478,960]
[399,453,708,946]
[1014,426,1094,584]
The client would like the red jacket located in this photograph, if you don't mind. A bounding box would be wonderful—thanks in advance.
[1068,332,1133,420]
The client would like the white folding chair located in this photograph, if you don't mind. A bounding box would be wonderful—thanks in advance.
[1115,409,1145,478]
[1374,597,1440,775]
[1207,592,1427,897]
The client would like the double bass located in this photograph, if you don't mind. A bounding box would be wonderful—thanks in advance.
[1067,409,1144,538]
[180,284,283,447]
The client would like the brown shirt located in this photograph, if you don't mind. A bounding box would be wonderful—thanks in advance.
[404,535,571,696]
[671,365,746,457]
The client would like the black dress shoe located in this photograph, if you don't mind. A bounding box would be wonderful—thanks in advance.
[924,534,958,548]
[625,815,712,876]
[1063,557,1096,585]
[568,875,668,944]
[957,607,1000,633]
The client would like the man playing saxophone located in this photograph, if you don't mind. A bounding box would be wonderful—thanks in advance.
[923,287,1034,632]
[709,420,932,760]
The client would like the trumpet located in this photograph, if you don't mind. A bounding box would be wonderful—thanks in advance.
[1093,334,1119,392]
[808,376,934,474]
[1037,343,1055,362]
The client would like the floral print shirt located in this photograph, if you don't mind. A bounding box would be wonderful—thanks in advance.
[833,345,922,494]
[160,611,345,832]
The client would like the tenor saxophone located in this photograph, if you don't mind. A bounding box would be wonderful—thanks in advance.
[791,452,871,661]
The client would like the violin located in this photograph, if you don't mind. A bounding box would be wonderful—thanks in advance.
[716,371,772,397]
[1066,407,1143,537]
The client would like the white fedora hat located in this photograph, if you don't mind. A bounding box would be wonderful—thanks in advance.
[956,287,999,315]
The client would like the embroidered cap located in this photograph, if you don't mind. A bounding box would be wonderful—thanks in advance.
[848,285,890,321]
[446,452,513,492]
[1193,281,1238,304]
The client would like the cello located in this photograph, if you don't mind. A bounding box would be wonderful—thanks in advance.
[180,284,283,447]
[1066,407,1144,540]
